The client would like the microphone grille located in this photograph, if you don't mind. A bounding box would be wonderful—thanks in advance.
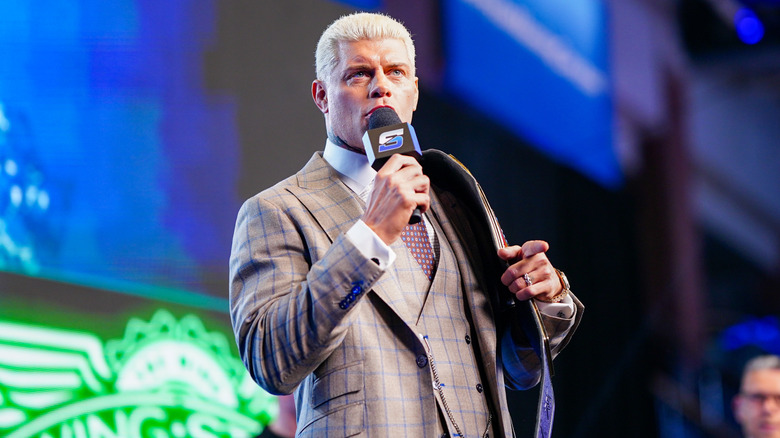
[368,107,401,129]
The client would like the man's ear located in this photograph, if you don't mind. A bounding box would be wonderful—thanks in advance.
[732,395,745,423]
[312,80,328,114]
[412,77,419,111]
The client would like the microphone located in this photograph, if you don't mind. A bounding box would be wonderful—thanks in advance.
[362,107,423,224]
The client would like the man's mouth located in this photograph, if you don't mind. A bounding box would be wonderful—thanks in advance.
[367,105,394,117]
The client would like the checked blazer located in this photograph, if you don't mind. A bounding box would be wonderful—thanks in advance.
[230,151,583,437]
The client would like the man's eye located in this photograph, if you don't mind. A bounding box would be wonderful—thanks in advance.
[390,69,404,76]
[350,71,368,79]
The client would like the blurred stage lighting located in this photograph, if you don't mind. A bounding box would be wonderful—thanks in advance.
[735,7,765,44]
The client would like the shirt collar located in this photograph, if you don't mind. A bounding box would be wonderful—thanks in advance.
[323,138,376,195]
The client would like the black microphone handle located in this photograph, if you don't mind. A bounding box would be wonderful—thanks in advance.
[409,207,422,225]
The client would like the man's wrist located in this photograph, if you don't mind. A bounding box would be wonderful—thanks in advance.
[535,269,571,303]
[346,220,396,268]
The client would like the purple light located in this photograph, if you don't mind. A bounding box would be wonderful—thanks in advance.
[734,8,765,45]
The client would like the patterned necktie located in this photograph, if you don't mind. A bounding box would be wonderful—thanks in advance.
[400,221,435,280]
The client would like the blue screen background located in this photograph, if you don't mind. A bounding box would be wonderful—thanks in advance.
[443,0,620,187]
[0,0,240,298]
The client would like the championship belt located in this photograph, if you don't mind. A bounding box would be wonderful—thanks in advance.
[422,149,556,438]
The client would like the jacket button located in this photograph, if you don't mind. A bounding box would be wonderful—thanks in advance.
[476,383,483,393]
[465,334,471,344]
[416,354,428,368]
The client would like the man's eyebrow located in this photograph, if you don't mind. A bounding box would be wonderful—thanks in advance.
[340,61,411,76]
[385,62,410,70]
[344,62,371,71]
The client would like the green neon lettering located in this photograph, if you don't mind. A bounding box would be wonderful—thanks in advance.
[187,412,222,438]
[73,417,87,438]
[1,309,274,438]
[85,412,122,438]
[130,407,166,438]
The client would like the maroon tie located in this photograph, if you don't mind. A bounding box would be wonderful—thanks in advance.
[400,222,435,280]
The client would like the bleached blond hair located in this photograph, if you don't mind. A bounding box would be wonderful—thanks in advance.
[742,355,780,380]
[315,12,416,81]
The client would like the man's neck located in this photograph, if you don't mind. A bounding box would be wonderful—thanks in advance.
[328,132,366,155]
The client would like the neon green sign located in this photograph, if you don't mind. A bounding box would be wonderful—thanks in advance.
[0,309,276,438]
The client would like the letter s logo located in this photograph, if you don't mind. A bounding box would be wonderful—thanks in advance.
[377,128,404,152]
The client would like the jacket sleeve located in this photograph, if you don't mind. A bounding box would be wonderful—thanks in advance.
[500,294,584,390]
[229,194,384,394]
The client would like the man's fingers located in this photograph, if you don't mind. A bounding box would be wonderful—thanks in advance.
[498,241,549,262]
[364,154,430,243]
[378,154,422,175]
[497,245,522,262]
[521,240,549,259]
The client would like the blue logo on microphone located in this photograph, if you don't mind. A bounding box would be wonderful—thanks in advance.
[378,128,404,152]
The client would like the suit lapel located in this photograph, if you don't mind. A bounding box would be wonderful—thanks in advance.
[428,165,508,434]
[287,152,364,243]
[288,152,413,324]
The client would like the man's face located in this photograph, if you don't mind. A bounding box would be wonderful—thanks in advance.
[734,369,780,438]
[312,38,419,152]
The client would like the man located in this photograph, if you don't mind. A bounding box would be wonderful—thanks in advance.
[733,355,780,438]
[230,12,583,437]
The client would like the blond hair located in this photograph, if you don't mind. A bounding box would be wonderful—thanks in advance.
[742,355,780,378]
[315,12,415,81]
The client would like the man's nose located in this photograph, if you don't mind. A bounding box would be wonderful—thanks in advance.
[762,395,780,411]
[370,72,392,98]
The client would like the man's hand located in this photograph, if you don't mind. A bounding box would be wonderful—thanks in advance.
[363,154,430,245]
[498,240,563,302]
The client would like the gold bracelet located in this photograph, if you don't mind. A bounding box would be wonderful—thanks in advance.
[535,288,569,303]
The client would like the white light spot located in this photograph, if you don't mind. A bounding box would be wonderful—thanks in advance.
[37,190,50,210]
[26,185,38,207]
[10,185,22,207]
[4,159,17,177]
[0,103,10,132]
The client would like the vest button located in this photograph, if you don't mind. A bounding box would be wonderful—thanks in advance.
[416,354,428,368]
[465,334,471,344]
[476,383,483,393]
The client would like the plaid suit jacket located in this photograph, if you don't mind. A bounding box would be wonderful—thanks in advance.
[230,151,583,437]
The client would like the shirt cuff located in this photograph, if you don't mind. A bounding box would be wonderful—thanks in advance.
[346,220,396,269]
[535,295,575,319]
